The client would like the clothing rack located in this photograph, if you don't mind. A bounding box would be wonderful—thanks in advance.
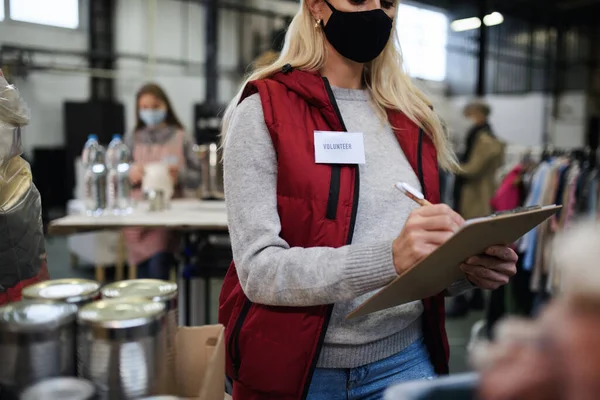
[540,145,598,166]
[494,153,599,315]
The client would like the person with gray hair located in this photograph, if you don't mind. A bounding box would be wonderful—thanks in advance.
[476,222,600,400]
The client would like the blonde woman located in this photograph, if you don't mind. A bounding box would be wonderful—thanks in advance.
[219,1,517,398]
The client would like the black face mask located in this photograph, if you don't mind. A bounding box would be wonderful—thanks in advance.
[321,0,394,64]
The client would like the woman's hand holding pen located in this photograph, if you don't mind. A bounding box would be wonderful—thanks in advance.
[394,182,518,286]
[392,204,464,275]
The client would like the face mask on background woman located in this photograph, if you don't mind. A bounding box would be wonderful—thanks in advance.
[320,0,394,63]
[139,109,166,127]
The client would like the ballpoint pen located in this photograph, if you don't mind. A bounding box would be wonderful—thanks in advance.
[395,182,432,207]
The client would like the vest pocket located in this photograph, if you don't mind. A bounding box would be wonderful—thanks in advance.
[236,317,314,396]
[326,165,341,220]
[228,299,252,379]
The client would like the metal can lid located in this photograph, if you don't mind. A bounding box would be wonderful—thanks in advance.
[0,300,77,332]
[139,397,181,400]
[78,297,165,329]
[101,279,177,302]
[22,279,101,303]
[20,378,96,400]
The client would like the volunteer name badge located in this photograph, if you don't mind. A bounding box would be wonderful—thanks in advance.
[314,131,366,165]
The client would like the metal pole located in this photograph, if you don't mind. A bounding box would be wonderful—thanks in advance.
[89,0,115,101]
[476,0,488,96]
[205,0,219,105]
[541,25,554,147]
[526,22,535,92]
[550,23,565,147]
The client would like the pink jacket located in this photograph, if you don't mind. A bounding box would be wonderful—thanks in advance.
[491,165,524,212]
[123,126,200,266]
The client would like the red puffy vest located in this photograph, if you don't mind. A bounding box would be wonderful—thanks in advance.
[218,68,449,400]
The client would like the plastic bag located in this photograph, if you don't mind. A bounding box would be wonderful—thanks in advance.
[0,69,29,164]
[0,69,48,305]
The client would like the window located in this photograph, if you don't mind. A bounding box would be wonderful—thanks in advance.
[396,3,448,82]
[0,2,4,22]
[10,0,79,29]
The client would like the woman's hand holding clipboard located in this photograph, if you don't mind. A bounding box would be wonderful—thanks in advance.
[395,182,518,291]
[349,186,560,319]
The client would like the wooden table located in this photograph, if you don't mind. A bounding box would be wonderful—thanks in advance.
[49,199,228,235]
[48,200,229,318]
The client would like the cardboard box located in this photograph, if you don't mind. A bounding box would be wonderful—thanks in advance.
[172,324,226,400]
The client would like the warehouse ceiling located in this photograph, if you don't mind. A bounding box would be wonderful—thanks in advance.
[446,0,600,24]
[276,0,600,24]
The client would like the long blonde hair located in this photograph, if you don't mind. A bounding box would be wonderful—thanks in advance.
[221,1,456,170]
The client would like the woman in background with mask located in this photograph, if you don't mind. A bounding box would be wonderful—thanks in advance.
[219,1,517,398]
[124,83,201,280]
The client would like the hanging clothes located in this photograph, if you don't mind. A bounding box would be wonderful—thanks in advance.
[519,161,552,271]
[490,152,599,317]
[491,164,526,212]
[530,159,564,291]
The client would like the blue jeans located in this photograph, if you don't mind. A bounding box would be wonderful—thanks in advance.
[136,251,174,281]
[307,338,435,400]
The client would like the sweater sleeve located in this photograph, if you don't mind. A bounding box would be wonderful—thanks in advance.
[224,94,398,307]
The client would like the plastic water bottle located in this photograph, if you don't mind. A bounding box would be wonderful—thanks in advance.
[82,137,107,216]
[106,134,132,214]
[81,134,99,168]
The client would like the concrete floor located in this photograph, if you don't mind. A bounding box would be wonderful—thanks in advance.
[45,236,478,374]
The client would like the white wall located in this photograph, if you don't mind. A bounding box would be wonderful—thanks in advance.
[0,18,89,153]
[448,94,546,146]
[0,0,590,157]
[0,0,251,156]
[550,92,588,148]
[446,92,588,149]
[417,79,547,148]
[114,0,207,134]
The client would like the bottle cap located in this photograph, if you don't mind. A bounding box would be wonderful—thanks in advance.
[112,134,122,140]
[88,134,98,140]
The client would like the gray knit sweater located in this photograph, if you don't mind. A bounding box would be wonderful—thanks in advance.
[223,87,471,369]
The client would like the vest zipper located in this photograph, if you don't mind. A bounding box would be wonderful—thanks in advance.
[229,300,252,380]
[326,167,341,220]
[301,78,361,400]
[322,77,347,221]
[417,128,426,197]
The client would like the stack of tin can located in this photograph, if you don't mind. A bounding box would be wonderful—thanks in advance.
[22,278,101,306]
[20,377,97,400]
[77,297,168,399]
[0,278,180,398]
[0,300,78,394]
[101,279,178,393]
